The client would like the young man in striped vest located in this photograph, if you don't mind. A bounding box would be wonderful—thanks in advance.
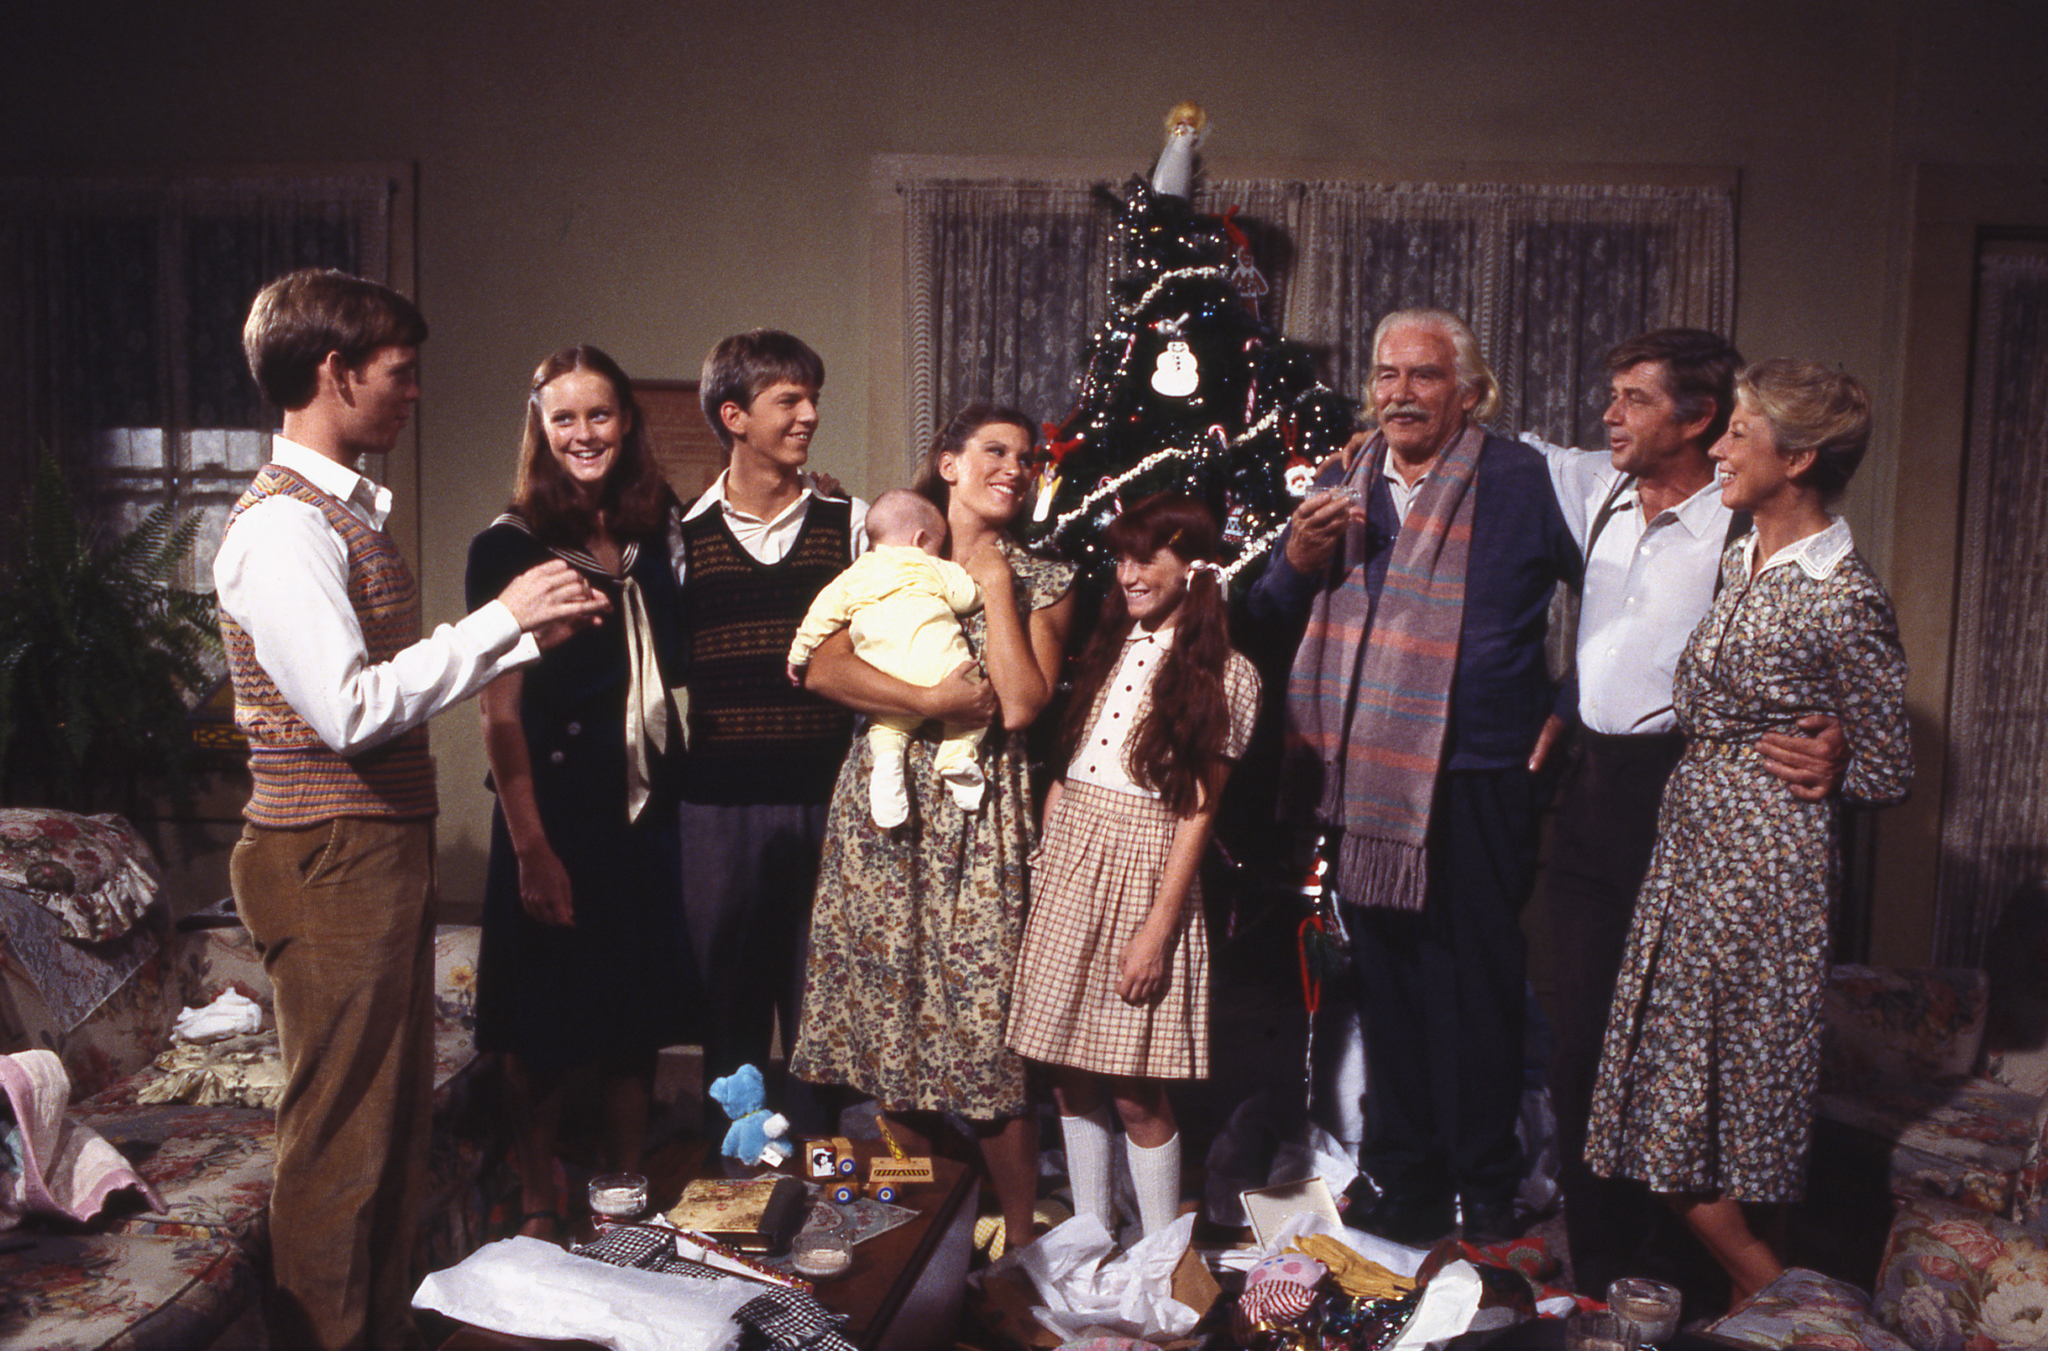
[214,269,609,1349]
[669,330,867,1134]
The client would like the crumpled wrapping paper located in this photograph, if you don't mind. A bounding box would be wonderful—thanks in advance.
[412,1235,758,1351]
[999,1212,1205,1344]
[172,988,264,1042]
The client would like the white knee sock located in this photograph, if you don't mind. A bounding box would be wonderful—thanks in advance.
[1125,1132,1181,1238]
[1060,1104,1116,1230]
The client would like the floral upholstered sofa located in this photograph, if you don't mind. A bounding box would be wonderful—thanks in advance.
[1700,1197,2048,1351]
[1813,964,2048,1226]
[0,810,498,1351]
[1702,946,2048,1351]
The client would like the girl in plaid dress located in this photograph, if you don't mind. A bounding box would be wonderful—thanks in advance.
[1007,494,1258,1239]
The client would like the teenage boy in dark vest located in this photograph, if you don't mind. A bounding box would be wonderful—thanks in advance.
[214,269,609,1349]
[671,330,867,1127]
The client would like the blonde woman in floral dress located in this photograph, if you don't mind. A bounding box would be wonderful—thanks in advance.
[791,405,1075,1254]
[1585,359,1912,1303]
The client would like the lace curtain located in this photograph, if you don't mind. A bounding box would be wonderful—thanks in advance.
[900,171,1735,465]
[902,178,1117,458]
[1935,248,2048,965]
[0,172,396,577]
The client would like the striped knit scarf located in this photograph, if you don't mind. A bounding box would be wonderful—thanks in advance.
[1284,424,1481,910]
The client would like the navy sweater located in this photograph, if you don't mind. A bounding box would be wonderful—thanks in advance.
[1246,431,1581,773]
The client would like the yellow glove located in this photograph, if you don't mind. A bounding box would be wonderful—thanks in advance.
[1289,1233,1417,1300]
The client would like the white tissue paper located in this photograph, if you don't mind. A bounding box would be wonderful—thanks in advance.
[172,990,263,1043]
[1387,1257,1482,1350]
[411,1235,758,1351]
[1002,1212,1204,1344]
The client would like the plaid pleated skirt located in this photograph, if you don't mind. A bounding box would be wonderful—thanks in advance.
[1006,779,1209,1079]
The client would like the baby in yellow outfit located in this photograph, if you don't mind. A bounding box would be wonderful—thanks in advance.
[787,489,984,826]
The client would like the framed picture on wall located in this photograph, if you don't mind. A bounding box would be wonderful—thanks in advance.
[637,381,726,503]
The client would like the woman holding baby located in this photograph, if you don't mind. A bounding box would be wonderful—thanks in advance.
[791,404,1075,1253]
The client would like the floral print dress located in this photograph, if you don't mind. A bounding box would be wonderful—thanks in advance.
[791,541,1074,1118]
[1585,519,1912,1202]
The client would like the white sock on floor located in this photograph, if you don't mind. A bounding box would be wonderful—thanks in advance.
[1125,1131,1181,1238]
[1060,1104,1116,1229]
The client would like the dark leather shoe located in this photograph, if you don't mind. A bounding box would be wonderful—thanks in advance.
[1460,1195,1523,1247]
[1349,1191,1457,1247]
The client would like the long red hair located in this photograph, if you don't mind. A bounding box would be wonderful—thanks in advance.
[1056,493,1235,817]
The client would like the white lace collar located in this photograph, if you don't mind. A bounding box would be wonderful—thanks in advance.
[1742,516,1854,581]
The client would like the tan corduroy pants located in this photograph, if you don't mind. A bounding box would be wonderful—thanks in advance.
[231,816,436,1351]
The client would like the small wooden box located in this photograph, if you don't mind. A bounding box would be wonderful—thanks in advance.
[805,1136,857,1180]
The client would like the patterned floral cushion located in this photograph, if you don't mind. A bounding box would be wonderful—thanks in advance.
[433,924,480,1031]
[1815,1076,2043,1220]
[0,1230,259,1351]
[1875,1196,2048,1349]
[1704,1266,1913,1350]
[1820,965,1988,1093]
[0,811,161,942]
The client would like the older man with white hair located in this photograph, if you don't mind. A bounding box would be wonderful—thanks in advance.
[1249,308,1579,1246]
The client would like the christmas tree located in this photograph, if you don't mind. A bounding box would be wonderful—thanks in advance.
[1022,104,1357,577]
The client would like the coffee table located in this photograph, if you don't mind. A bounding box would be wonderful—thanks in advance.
[434,1140,977,1351]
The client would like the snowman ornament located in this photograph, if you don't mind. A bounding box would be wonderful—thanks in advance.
[1150,340,1199,398]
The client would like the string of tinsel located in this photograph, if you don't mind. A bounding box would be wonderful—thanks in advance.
[1218,519,1288,585]
[1043,382,1336,542]
[1123,264,1231,317]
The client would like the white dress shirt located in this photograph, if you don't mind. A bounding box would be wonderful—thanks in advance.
[671,470,870,586]
[1066,626,1172,798]
[1527,434,1735,736]
[1381,453,1426,525]
[212,437,538,756]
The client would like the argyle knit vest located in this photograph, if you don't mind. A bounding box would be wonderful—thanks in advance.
[676,496,855,804]
[219,465,437,825]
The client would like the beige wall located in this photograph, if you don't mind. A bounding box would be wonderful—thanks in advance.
[10,0,2046,945]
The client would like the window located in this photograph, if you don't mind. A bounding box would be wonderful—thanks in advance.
[0,168,411,589]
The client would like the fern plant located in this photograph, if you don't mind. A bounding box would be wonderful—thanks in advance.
[0,454,221,816]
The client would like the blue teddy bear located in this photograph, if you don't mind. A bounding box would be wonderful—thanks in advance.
[708,1064,792,1168]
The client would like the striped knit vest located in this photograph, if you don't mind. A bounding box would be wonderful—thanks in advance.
[219,465,438,825]
[676,496,855,805]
